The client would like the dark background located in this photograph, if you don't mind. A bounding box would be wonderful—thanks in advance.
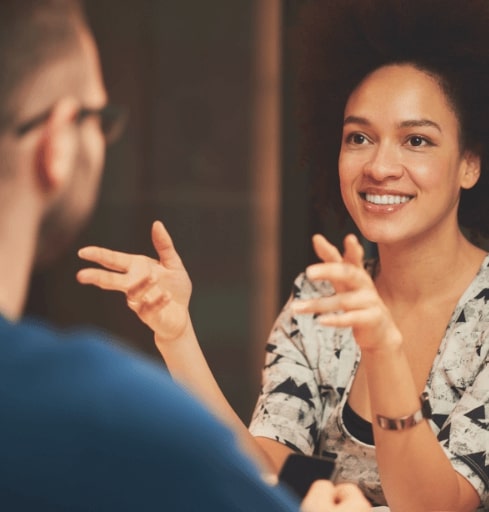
[25,0,336,422]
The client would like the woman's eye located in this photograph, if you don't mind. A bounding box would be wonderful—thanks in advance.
[407,135,431,147]
[346,133,368,145]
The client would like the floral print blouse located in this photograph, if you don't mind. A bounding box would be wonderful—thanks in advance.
[249,256,489,508]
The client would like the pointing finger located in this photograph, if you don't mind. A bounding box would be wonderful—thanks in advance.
[312,234,343,263]
[76,267,132,291]
[78,246,133,273]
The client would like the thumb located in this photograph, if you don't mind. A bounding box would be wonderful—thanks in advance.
[151,220,184,269]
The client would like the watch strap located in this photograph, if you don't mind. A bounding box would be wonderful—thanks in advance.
[376,392,432,431]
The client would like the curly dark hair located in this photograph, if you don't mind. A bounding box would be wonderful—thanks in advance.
[293,0,489,241]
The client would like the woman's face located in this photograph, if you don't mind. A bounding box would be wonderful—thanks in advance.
[338,63,480,246]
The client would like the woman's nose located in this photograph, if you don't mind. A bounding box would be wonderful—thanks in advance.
[363,144,404,181]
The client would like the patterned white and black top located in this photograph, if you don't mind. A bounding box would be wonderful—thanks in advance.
[249,255,489,509]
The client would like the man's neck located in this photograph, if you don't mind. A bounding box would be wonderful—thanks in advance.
[0,217,39,321]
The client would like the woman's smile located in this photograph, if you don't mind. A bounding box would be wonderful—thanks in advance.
[363,193,412,206]
[339,63,476,245]
[359,190,415,214]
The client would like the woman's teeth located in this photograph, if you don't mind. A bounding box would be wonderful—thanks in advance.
[365,194,411,205]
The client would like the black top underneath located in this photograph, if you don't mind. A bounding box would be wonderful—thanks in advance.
[342,400,375,446]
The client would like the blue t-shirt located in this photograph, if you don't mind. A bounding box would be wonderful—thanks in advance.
[0,316,299,511]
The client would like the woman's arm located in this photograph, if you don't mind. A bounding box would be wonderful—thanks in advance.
[362,342,480,512]
[292,233,482,512]
[77,220,290,474]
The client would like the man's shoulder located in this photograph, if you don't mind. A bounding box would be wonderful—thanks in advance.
[0,315,212,434]
[0,316,298,511]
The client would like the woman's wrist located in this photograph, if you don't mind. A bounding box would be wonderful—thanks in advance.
[361,328,403,355]
[154,313,194,347]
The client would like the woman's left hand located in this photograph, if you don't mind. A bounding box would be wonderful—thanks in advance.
[292,233,401,352]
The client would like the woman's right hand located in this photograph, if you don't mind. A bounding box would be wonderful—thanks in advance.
[292,233,402,353]
[77,220,192,343]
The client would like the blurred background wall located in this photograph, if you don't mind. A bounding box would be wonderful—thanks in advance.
[25,0,317,422]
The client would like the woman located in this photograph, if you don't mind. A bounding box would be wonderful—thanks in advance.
[77,1,489,510]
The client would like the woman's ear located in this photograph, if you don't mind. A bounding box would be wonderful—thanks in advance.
[35,97,79,192]
[460,151,481,190]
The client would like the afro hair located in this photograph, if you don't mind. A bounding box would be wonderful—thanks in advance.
[292,0,489,241]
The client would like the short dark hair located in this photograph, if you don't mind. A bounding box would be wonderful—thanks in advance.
[293,0,489,241]
[0,0,87,128]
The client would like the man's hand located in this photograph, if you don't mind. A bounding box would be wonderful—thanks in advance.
[301,481,371,512]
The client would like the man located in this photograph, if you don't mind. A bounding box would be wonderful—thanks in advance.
[0,1,370,510]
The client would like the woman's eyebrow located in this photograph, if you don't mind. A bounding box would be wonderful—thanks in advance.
[343,115,370,126]
[343,115,442,133]
[398,119,442,132]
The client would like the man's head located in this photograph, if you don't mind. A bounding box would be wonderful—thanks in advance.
[0,0,114,266]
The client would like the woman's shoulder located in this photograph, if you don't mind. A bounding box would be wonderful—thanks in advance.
[476,252,489,279]
[464,253,489,303]
[290,271,336,300]
[447,253,489,334]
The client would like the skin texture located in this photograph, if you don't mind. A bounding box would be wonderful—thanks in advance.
[77,64,485,512]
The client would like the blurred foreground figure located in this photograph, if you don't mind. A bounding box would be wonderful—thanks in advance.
[0,1,370,511]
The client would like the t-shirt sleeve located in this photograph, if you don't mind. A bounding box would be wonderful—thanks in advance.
[249,274,331,454]
[437,352,489,506]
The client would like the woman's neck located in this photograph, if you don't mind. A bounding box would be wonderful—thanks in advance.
[374,229,486,304]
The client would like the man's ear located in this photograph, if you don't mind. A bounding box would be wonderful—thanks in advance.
[35,97,79,192]
[460,150,481,190]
